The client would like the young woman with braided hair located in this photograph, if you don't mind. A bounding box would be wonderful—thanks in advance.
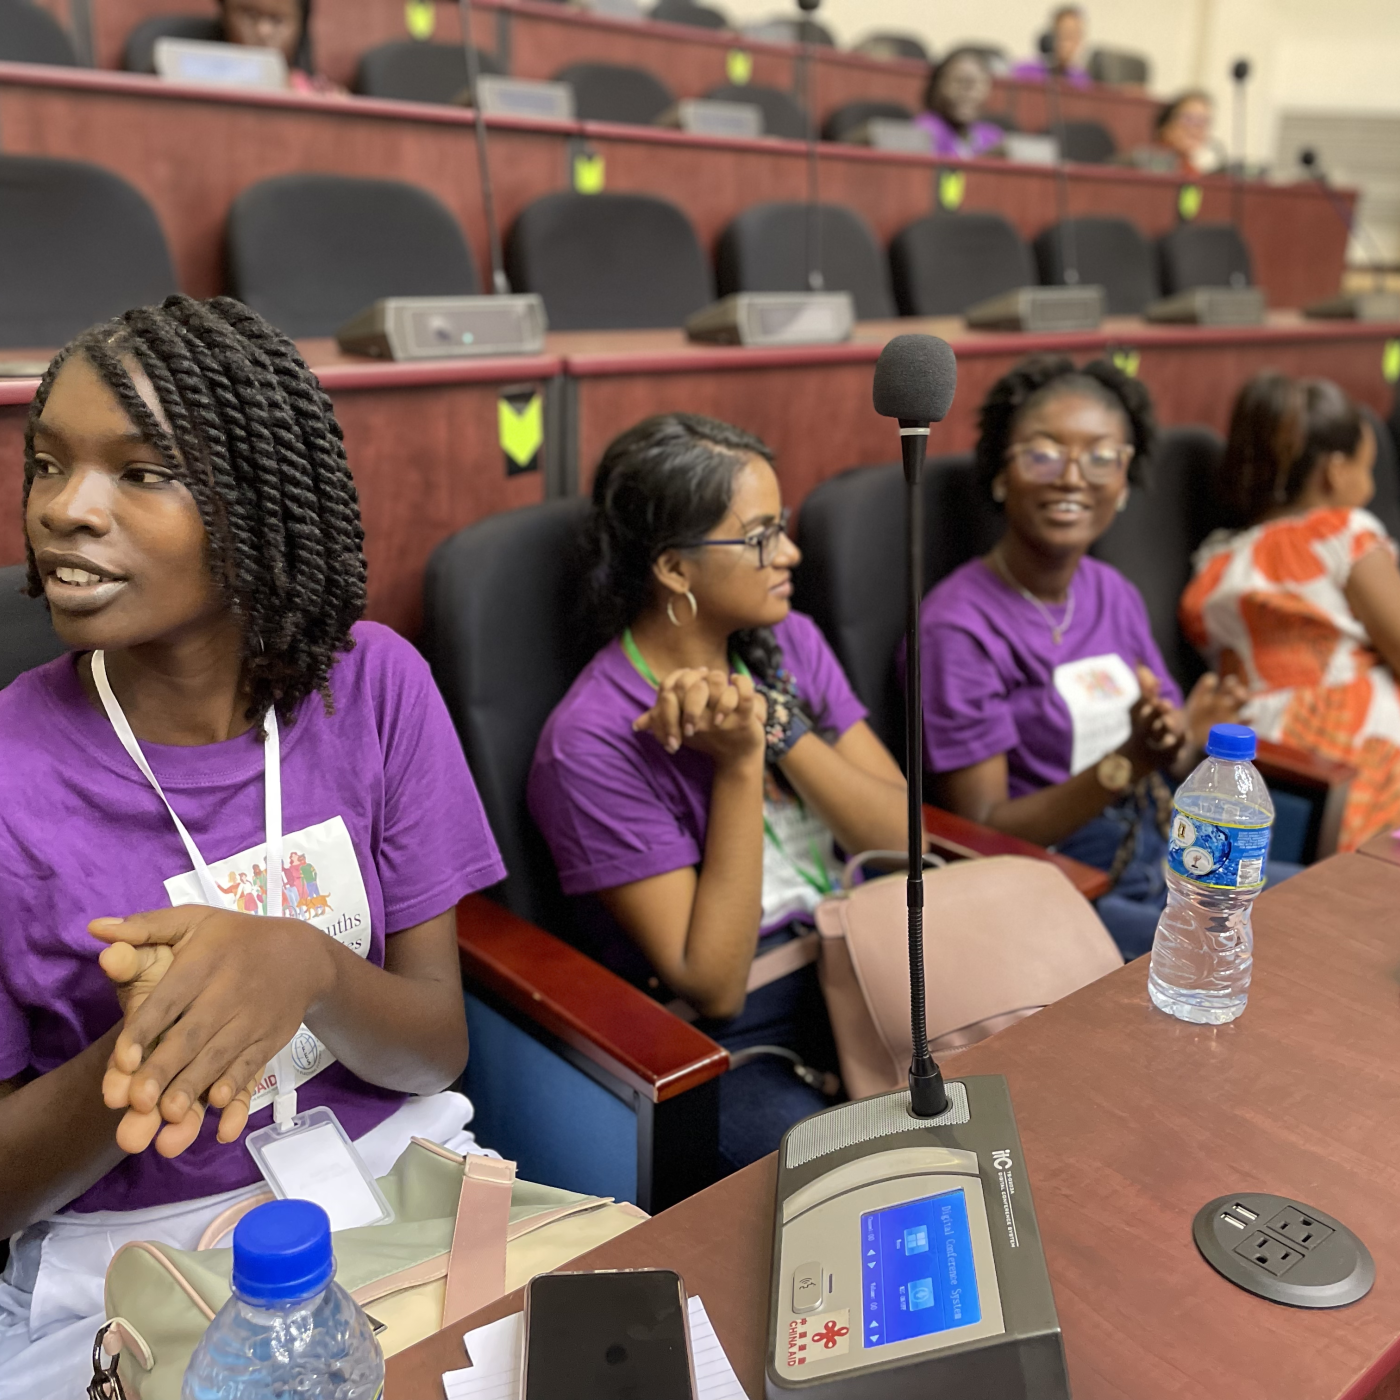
[0,296,502,1392]
[919,355,1251,960]
[528,413,912,1171]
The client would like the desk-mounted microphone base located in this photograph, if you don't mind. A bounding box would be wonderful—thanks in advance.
[1305,290,1400,323]
[336,295,547,361]
[1146,286,1267,326]
[964,285,1104,333]
[686,292,855,347]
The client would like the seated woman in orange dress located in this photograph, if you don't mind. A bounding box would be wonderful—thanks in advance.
[1180,373,1400,849]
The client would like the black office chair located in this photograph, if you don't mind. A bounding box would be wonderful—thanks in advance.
[1034,217,1159,315]
[1363,405,1400,544]
[742,17,834,46]
[226,173,479,338]
[506,191,711,330]
[853,32,930,62]
[793,454,997,756]
[704,83,807,140]
[1087,48,1150,85]
[821,100,914,144]
[890,212,1034,317]
[553,62,674,125]
[353,40,502,104]
[1157,223,1253,293]
[716,202,895,321]
[0,0,76,65]
[122,13,222,71]
[651,0,728,29]
[0,154,178,349]
[1388,389,1400,499]
[1058,120,1117,164]
[0,565,66,690]
[422,498,595,933]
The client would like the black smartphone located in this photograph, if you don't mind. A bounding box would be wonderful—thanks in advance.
[523,1269,697,1400]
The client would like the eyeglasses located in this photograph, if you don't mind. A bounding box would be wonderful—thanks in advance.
[1008,439,1134,484]
[679,508,792,568]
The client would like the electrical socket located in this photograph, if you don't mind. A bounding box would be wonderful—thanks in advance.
[1234,1231,1302,1277]
[1266,1207,1334,1251]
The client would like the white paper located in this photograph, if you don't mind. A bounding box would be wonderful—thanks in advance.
[257,1121,387,1231]
[443,1294,746,1400]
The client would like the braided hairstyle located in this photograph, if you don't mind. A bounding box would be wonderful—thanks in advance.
[1221,372,1365,527]
[22,294,367,725]
[975,353,1156,501]
[583,412,785,684]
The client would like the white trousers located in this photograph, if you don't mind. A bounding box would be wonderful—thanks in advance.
[0,1091,488,1400]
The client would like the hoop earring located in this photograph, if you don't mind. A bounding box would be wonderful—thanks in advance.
[667,589,698,627]
[1117,490,1130,513]
[991,477,1007,504]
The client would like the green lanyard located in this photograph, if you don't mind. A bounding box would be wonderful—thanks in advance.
[621,630,832,897]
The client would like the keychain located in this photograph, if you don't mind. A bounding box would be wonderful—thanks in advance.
[87,1322,128,1400]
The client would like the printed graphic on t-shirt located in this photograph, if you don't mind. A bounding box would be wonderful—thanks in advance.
[1052,653,1142,776]
[164,815,371,1109]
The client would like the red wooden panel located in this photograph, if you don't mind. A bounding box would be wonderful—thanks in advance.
[0,398,29,571]
[456,893,729,1104]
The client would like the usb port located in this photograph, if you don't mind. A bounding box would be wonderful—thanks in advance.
[1221,1213,1248,1229]
[1230,1203,1258,1222]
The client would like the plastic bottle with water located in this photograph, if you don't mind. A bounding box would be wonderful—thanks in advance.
[1148,723,1273,1025]
[182,1198,384,1400]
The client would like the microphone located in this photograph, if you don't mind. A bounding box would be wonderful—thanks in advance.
[458,0,509,294]
[1037,30,1079,286]
[1228,57,1251,231]
[872,334,958,1119]
[796,0,823,292]
[1297,148,1399,320]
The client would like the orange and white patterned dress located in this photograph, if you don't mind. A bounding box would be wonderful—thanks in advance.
[1180,506,1400,851]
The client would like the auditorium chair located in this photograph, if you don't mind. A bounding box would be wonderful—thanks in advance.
[226,173,479,338]
[1157,223,1254,294]
[889,212,1035,317]
[553,61,674,125]
[506,192,711,330]
[122,12,222,71]
[0,0,76,65]
[795,443,1355,864]
[821,100,916,144]
[650,0,728,29]
[0,154,178,348]
[715,202,895,321]
[960,43,1009,75]
[853,32,931,62]
[1057,119,1117,164]
[353,40,502,104]
[1088,48,1150,86]
[704,83,807,140]
[1034,216,1159,315]
[0,565,65,691]
[1364,405,1400,545]
[742,16,834,46]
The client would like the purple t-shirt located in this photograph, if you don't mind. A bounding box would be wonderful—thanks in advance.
[528,612,866,904]
[921,556,1180,798]
[915,111,1005,159]
[1009,58,1093,88]
[0,622,505,1213]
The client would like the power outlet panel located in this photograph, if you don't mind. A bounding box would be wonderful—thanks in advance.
[1267,1207,1334,1251]
[1234,1231,1302,1278]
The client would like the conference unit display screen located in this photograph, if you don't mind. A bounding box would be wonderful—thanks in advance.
[860,1188,982,1347]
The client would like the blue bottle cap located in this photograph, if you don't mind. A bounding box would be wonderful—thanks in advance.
[231,1199,335,1305]
[1205,723,1257,761]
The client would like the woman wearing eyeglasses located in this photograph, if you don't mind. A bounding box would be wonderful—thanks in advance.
[919,356,1245,959]
[528,414,911,1171]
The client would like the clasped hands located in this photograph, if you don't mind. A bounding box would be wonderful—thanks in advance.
[92,906,332,1159]
[1124,665,1248,777]
[632,666,768,763]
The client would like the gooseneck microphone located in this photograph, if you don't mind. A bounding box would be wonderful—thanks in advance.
[796,0,824,292]
[1229,58,1251,235]
[1300,147,1388,288]
[1038,31,1079,286]
[458,0,510,294]
[872,334,958,1119]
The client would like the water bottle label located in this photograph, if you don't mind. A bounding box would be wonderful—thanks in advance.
[1167,808,1271,889]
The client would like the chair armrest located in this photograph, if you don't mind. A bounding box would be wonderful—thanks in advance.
[922,804,1112,902]
[456,894,729,1105]
[1253,739,1356,861]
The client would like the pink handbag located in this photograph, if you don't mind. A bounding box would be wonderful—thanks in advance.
[814,854,1124,1100]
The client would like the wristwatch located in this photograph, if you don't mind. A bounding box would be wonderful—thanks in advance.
[1095,752,1134,795]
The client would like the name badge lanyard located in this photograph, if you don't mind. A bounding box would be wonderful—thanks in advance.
[92,651,300,1130]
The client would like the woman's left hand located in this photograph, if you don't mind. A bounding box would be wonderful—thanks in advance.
[1183,672,1248,751]
[91,906,334,1158]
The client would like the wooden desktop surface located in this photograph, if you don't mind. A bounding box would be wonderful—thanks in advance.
[388,851,1400,1400]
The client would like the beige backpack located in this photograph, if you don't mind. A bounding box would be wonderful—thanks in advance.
[97,1139,646,1399]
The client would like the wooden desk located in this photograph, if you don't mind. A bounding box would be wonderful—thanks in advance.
[0,64,1351,313]
[1358,829,1400,869]
[387,852,1400,1400]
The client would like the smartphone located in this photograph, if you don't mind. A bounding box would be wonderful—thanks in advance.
[523,1269,697,1400]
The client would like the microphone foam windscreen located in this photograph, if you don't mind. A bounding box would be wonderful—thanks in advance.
[872,334,958,423]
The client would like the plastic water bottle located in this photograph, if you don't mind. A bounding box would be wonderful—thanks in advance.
[182,1198,384,1399]
[1148,724,1274,1025]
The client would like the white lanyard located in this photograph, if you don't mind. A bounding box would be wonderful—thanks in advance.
[92,651,299,1127]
